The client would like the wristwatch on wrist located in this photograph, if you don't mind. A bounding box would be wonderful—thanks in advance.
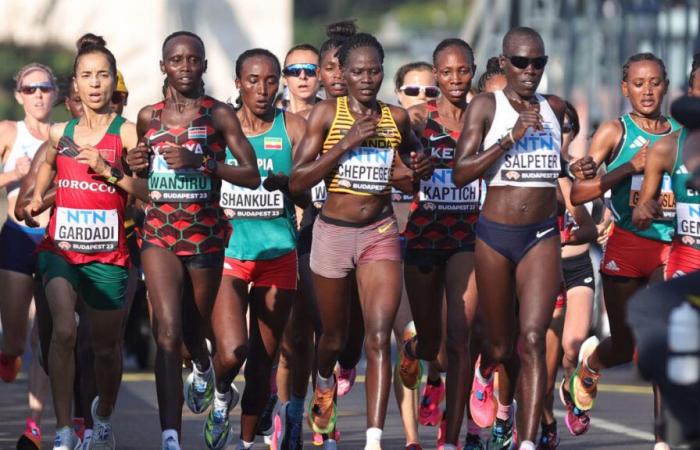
[201,155,218,175]
[105,166,124,185]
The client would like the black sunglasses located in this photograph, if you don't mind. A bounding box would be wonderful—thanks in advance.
[19,83,55,95]
[283,63,319,78]
[400,85,440,98]
[505,55,548,70]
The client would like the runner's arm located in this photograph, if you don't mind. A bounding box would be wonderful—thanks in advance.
[559,177,597,245]
[212,103,261,189]
[14,141,56,219]
[279,111,311,208]
[0,121,21,188]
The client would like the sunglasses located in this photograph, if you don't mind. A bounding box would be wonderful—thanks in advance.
[283,63,318,78]
[399,85,440,98]
[505,55,548,70]
[19,83,55,95]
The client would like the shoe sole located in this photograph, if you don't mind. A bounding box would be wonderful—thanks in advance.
[202,413,231,450]
[184,370,214,415]
[570,336,600,411]
[16,435,41,450]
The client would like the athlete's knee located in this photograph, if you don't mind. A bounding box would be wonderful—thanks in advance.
[92,341,121,364]
[216,342,248,372]
[487,340,514,364]
[152,322,182,354]
[520,328,546,358]
[51,319,77,350]
[364,328,391,356]
[319,330,347,356]
[562,335,583,366]
[445,325,469,357]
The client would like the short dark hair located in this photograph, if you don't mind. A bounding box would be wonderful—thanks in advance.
[162,31,205,57]
[432,38,475,69]
[394,61,433,91]
[622,52,667,82]
[320,20,357,60]
[564,100,580,138]
[235,48,281,78]
[337,33,384,68]
[689,53,700,88]
[502,26,544,54]
[477,57,505,93]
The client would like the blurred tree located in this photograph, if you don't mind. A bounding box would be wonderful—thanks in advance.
[0,44,74,122]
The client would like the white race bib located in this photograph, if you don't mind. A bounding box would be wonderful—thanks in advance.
[220,177,284,219]
[148,147,211,203]
[54,207,119,253]
[676,202,700,247]
[629,174,675,220]
[498,126,560,184]
[335,147,394,194]
[311,180,327,206]
[418,168,480,213]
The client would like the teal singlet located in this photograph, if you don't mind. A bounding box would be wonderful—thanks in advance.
[221,109,297,260]
[670,128,700,250]
[608,113,681,242]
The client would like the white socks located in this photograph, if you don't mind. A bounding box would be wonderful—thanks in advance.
[161,429,178,446]
[317,373,335,390]
[519,440,536,450]
[364,427,382,449]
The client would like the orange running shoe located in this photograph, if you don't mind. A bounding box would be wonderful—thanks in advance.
[307,379,337,434]
[569,336,601,411]
[0,352,21,383]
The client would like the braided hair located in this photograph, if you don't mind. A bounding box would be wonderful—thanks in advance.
[336,33,384,68]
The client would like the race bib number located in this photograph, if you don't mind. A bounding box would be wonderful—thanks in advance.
[499,126,560,183]
[418,168,480,213]
[676,202,700,247]
[220,177,284,219]
[311,181,327,207]
[335,147,394,194]
[148,150,212,203]
[54,207,119,253]
[629,174,675,220]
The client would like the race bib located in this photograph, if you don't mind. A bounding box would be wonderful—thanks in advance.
[148,149,211,203]
[629,174,675,220]
[676,202,700,247]
[418,168,480,213]
[499,126,560,183]
[54,207,119,253]
[335,146,394,194]
[311,181,327,208]
[220,177,284,219]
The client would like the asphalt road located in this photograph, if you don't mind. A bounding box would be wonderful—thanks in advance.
[1,358,659,450]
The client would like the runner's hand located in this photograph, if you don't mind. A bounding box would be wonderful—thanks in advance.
[14,156,31,179]
[76,146,110,178]
[628,141,648,173]
[570,156,597,180]
[160,142,200,170]
[632,197,662,230]
[410,151,433,181]
[511,101,543,141]
[342,115,377,150]
[23,197,43,228]
[126,140,150,172]
[263,170,289,192]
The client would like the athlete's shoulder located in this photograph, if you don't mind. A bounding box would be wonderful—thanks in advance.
[0,120,18,154]
[137,104,155,123]
[543,94,566,117]
[468,92,496,110]
[387,103,409,126]
[306,98,337,127]
[282,109,307,140]
[119,120,138,149]
[48,122,69,146]
[595,118,624,138]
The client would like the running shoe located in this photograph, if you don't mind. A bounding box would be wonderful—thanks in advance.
[16,417,42,450]
[204,388,236,450]
[489,414,515,450]
[469,356,497,428]
[558,377,590,435]
[161,436,181,450]
[335,364,356,397]
[270,413,282,450]
[257,393,280,436]
[398,323,422,390]
[406,443,423,450]
[436,412,461,450]
[307,381,337,434]
[72,417,85,441]
[364,441,382,450]
[312,430,341,446]
[279,402,303,450]
[0,352,21,382]
[90,397,116,449]
[323,439,338,450]
[184,358,214,414]
[419,378,444,426]
[462,433,486,450]
[76,434,91,450]
[52,427,80,450]
[569,336,600,411]
[536,423,559,449]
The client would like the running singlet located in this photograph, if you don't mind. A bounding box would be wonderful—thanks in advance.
[670,129,700,250]
[142,97,227,255]
[323,96,401,196]
[482,91,561,188]
[404,101,480,250]
[608,113,680,242]
[41,116,129,266]
[3,121,44,198]
[222,109,297,261]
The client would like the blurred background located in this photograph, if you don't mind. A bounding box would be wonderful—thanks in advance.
[0,0,698,148]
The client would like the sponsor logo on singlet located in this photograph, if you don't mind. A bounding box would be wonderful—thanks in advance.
[54,207,119,253]
[498,124,560,183]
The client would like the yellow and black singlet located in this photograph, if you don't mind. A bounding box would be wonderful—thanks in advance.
[323,96,402,196]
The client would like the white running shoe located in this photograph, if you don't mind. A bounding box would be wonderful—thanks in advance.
[89,397,116,449]
[162,436,181,450]
[53,426,81,450]
[184,357,215,414]
[324,438,338,450]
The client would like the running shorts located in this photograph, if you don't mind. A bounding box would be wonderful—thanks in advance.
[223,249,297,290]
[664,239,700,279]
[141,241,224,270]
[0,220,44,275]
[562,251,595,290]
[600,224,670,278]
[38,250,128,310]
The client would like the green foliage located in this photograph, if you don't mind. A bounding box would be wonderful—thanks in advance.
[0,43,74,122]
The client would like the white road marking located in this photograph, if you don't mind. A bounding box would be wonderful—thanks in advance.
[554,409,654,442]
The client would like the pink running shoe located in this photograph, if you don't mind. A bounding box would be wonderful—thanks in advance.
[335,365,356,397]
[469,357,497,428]
[419,378,444,426]
[270,413,282,450]
[559,377,591,436]
[436,412,460,450]
[312,430,340,447]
